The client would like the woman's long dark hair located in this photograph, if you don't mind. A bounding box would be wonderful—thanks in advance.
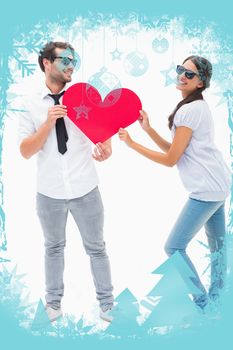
[168,56,212,130]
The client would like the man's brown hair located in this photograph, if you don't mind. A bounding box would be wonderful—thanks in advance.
[38,41,74,72]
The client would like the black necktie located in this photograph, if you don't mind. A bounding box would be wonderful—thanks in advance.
[48,91,68,154]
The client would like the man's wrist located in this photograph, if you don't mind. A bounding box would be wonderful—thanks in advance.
[44,119,55,130]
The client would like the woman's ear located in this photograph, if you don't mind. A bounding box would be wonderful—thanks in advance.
[197,80,204,88]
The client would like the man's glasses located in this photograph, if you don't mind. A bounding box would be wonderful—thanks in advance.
[176,65,199,79]
[52,56,78,67]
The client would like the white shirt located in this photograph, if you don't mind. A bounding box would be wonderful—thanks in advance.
[172,100,232,201]
[18,85,99,199]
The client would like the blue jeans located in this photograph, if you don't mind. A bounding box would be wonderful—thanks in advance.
[36,187,114,311]
[165,198,226,308]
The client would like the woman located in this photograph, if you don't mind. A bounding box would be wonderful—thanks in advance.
[118,56,231,309]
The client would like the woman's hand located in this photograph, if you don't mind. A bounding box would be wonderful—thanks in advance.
[118,128,134,147]
[138,110,150,131]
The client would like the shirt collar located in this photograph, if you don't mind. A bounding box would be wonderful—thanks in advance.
[40,82,72,100]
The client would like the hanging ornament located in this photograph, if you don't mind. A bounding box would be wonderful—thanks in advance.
[161,62,177,87]
[87,66,122,106]
[152,36,169,54]
[110,24,123,61]
[123,51,149,77]
[110,48,123,61]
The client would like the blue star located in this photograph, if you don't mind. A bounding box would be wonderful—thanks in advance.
[110,48,123,61]
[161,62,177,87]
[73,104,92,120]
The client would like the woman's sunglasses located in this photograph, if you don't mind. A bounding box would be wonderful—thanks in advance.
[52,56,78,67]
[176,65,199,79]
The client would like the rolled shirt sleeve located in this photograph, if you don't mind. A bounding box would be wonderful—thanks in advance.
[18,98,36,146]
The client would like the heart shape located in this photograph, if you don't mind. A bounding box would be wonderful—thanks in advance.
[62,83,142,144]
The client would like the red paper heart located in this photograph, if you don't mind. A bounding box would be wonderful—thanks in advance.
[62,83,142,144]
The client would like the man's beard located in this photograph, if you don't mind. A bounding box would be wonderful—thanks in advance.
[62,69,73,82]
[51,71,72,84]
[61,73,72,83]
[62,76,71,83]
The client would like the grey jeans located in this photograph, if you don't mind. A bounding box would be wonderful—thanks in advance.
[36,187,114,311]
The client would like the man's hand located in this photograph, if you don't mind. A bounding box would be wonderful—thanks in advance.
[46,105,67,128]
[92,139,112,161]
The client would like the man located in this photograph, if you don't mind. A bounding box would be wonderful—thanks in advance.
[18,41,114,323]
